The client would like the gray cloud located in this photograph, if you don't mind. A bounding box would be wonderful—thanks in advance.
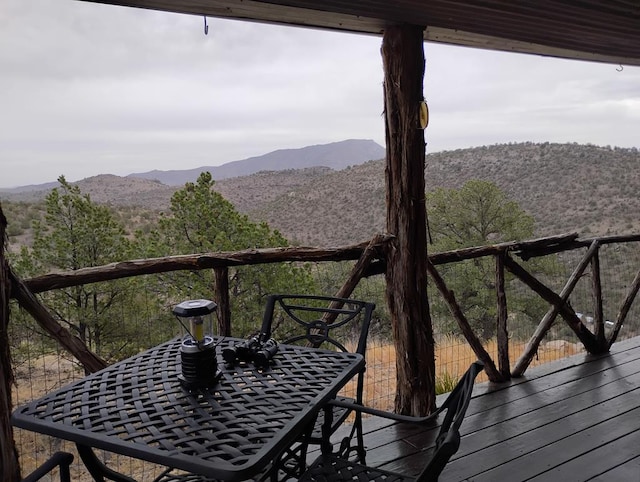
[1,0,638,188]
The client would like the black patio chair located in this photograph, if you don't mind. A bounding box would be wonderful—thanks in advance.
[299,360,484,482]
[260,294,375,475]
[21,451,74,482]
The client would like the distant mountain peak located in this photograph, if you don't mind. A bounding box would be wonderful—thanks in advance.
[127,139,385,186]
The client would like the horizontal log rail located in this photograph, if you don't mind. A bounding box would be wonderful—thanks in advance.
[21,243,374,294]
[17,232,597,293]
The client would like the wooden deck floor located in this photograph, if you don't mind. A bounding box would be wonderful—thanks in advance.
[334,335,640,481]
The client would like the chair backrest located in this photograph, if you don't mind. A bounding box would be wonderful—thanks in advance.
[259,294,375,357]
[417,360,484,482]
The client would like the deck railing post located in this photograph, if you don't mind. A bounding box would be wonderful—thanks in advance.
[496,252,510,379]
[591,249,606,349]
[213,267,231,336]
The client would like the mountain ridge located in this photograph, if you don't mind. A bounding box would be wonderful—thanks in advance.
[2,142,639,248]
[126,139,385,185]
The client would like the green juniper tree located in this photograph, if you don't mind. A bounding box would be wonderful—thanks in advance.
[138,172,315,336]
[17,176,139,359]
[426,180,557,339]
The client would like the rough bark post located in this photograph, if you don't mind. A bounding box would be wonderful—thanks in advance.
[0,205,21,482]
[213,267,231,336]
[495,253,510,379]
[382,24,436,415]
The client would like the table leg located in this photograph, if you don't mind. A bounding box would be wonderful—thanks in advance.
[76,444,137,482]
[320,405,334,455]
[266,417,316,481]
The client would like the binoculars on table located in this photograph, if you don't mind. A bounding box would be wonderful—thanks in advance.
[222,336,279,368]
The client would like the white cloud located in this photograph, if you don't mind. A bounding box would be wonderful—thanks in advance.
[1,0,638,188]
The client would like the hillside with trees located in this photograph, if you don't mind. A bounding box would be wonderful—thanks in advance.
[2,142,639,248]
[5,159,639,368]
[8,174,315,362]
[242,142,640,246]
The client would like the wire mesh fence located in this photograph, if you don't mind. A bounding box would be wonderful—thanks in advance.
[9,242,640,480]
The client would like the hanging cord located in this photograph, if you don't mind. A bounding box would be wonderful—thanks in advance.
[204,16,209,35]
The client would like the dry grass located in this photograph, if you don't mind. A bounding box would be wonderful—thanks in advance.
[342,335,585,411]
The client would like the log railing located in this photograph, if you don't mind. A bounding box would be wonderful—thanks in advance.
[7,230,640,383]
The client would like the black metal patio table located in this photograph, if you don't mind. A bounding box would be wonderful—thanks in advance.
[11,336,364,481]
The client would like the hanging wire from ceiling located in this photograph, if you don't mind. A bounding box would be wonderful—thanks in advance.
[204,16,209,35]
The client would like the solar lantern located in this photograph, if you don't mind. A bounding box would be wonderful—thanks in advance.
[173,299,220,389]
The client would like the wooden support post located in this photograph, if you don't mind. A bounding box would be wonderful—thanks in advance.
[382,24,436,415]
[495,253,510,380]
[213,267,231,336]
[1,206,21,482]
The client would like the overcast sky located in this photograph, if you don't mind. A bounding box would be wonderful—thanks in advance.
[1,0,639,188]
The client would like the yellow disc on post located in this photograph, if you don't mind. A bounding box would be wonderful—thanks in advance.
[419,100,429,129]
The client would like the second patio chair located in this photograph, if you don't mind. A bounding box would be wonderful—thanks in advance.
[260,293,376,475]
[299,360,484,481]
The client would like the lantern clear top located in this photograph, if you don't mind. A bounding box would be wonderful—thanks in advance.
[173,299,217,347]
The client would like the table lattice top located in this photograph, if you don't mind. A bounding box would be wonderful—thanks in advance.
[12,337,363,480]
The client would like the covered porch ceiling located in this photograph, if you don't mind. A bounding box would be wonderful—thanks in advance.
[78,0,640,66]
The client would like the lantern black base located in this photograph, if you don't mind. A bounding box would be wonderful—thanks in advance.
[179,346,221,390]
[178,369,222,390]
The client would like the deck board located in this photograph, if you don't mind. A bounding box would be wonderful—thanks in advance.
[347,335,640,481]
[528,429,640,481]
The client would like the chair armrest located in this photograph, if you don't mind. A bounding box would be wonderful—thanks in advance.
[328,397,441,424]
[22,451,74,482]
[328,360,484,424]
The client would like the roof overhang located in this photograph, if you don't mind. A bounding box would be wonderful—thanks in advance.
[77,0,640,66]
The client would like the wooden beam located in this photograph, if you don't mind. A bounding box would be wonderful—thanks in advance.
[429,232,580,264]
[382,24,436,415]
[333,234,391,302]
[9,267,107,374]
[324,233,392,324]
